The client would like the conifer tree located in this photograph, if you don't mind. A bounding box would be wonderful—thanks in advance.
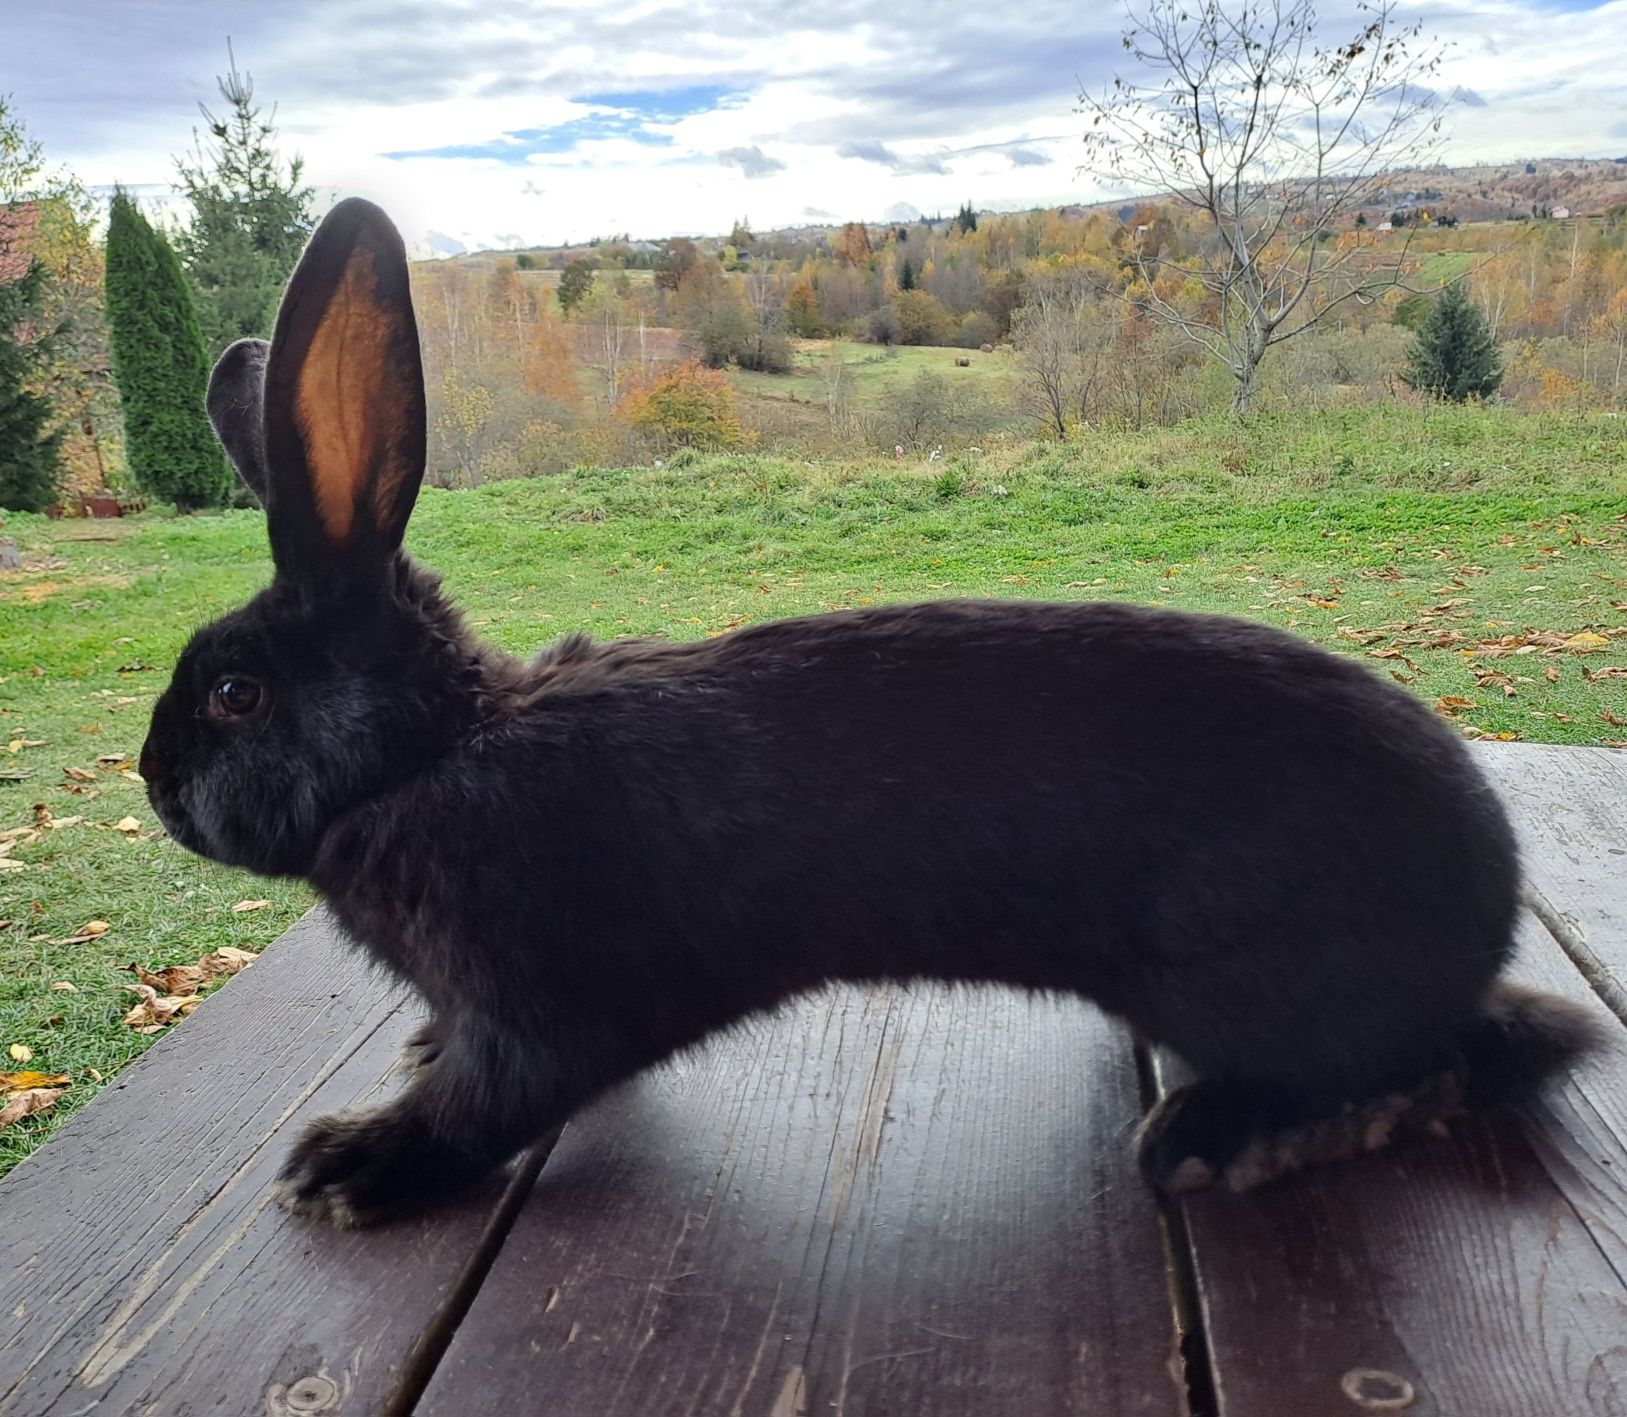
[105,190,229,510]
[0,260,64,512]
[1402,281,1503,402]
[173,46,314,354]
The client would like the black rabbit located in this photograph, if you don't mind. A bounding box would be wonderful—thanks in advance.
[141,199,1597,1226]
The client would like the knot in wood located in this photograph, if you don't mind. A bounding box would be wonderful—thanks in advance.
[1341,1368,1416,1409]
[284,1374,341,1412]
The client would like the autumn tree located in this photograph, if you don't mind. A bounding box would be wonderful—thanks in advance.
[739,262,792,372]
[104,190,230,509]
[524,302,581,409]
[786,277,823,337]
[1079,0,1448,412]
[833,222,873,265]
[620,358,745,450]
[1011,273,1100,437]
[173,46,315,355]
[2,96,117,494]
[655,237,698,291]
[1593,287,1627,407]
[890,289,953,345]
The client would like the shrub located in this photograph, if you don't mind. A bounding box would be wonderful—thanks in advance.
[620,359,747,450]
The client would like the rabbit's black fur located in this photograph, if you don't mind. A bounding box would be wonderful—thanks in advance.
[142,200,1598,1227]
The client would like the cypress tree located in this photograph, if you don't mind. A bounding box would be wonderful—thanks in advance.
[105,190,230,510]
[0,259,65,513]
[1401,281,1503,403]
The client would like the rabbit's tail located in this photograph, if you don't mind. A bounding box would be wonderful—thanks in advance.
[1456,980,1603,1106]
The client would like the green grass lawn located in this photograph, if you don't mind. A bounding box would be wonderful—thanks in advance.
[2,401,1624,1175]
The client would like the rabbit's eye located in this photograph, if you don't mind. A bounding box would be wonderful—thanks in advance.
[210,676,265,719]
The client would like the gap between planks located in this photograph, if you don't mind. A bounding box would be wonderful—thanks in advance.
[382,1132,562,1416]
[1133,1039,1217,1417]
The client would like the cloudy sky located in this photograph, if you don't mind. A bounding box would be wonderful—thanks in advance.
[6,0,1626,255]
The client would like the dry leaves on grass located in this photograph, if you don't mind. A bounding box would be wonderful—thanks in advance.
[122,947,258,1033]
[1435,696,1477,717]
[0,1087,65,1130]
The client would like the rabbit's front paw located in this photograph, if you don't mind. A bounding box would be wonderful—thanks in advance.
[274,1107,482,1227]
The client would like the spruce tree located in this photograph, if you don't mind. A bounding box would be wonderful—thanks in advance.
[1402,281,1503,403]
[0,260,64,512]
[105,190,230,510]
[173,47,314,355]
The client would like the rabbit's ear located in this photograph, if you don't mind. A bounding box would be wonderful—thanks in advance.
[262,198,426,578]
[206,338,271,503]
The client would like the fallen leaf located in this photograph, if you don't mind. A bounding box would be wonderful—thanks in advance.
[209,947,258,973]
[49,981,77,992]
[0,1087,64,1129]
[112,816,142,834]
[131,962,205,994]
[48,815,83,831]
[32,804,52,829]
[95,753,126,765]
[1561,631,1611,653]
[1,1070,70,1092]
[1545,667,1561,683]
[121,984,201,1033]
[8,1044,34,1063]
[86,1067,102,1082]
[63,766,96,782]
[119,769,145,784]
[78,920,109,937]
[1475,672,1517,698]
[1435,696,1477,717]
[231,899,272,914]
[1603,710,1627,729]
[1583,665,1627,681]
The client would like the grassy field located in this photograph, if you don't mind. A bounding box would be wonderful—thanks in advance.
[731,339,1020,419]
[2,402,1624,1174]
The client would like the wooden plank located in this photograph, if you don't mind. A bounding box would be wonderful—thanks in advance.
[418,987,1185,1417]
[1172,910,1627,1417]
[1475,742,1627,1007]
[0,910,535,1417]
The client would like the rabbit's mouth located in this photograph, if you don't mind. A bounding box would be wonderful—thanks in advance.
[145,780,209,859]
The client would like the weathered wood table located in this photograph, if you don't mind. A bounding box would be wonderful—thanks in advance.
[1,743,1623,1416]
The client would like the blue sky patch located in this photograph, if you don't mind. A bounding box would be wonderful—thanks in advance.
[386,113,677,163]
[574,84,749,121]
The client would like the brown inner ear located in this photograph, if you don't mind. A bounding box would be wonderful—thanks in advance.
[293,245,395,546]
